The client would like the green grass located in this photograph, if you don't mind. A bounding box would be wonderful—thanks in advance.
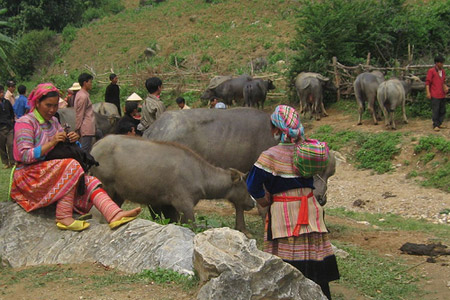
[334,242,421,300]
[0,166,12,202]
[311,126,402,174]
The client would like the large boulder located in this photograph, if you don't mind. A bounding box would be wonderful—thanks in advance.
[0,202,194,275]
[194,227,327,300]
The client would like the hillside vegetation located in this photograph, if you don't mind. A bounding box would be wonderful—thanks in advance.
[44,0,297,104]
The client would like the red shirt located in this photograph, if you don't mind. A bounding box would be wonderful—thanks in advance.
[426,67,446,99]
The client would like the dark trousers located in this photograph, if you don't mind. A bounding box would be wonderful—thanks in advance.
[431,97,446,128]
[0,126,14,166]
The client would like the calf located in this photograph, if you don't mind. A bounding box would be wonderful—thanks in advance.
[90,135,255,232]
[243,79,276,109]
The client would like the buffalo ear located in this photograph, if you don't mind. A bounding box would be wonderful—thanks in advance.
[229,168,245,183]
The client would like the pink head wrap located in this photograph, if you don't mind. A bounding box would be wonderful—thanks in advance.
[27,83,60,111]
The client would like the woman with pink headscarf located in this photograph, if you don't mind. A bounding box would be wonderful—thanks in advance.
[246,105,339,299]
[10,83,141,231]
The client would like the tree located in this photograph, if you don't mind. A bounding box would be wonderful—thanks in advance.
[0,7,16,77]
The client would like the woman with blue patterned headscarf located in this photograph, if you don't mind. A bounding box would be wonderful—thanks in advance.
[246,105,339,299]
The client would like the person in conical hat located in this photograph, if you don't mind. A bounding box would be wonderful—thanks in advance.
[67,82,81,107]
[126,92,143,101]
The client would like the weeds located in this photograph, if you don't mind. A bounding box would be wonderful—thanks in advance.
[334,242,421,300]
[354,132,402,173]
[138,268,198,289]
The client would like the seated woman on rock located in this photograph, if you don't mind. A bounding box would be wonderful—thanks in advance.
[10,83,141,231]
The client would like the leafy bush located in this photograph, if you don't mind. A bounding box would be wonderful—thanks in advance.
[11,29,56,80]
[82,8,106,23]
[290,0,449,76]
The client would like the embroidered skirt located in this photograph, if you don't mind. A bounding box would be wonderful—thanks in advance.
[264,187,340,285]
[11,158,101,215]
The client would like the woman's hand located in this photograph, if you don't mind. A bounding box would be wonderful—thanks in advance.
[67,131,80,143]
[51,131,67,146]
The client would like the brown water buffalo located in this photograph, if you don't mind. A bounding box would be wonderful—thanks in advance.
[354,71,385,125]
[295,72,336,120]
[201,75,253,106]
[58,107,120,139]
[243,78,276,109]
[90,135,255,231]
[377,78,408,130]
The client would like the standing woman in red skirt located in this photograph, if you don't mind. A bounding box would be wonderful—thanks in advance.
[246,105,339,299]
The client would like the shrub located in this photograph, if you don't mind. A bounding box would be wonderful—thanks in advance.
[290,0,449,77]
[11,29,56,80]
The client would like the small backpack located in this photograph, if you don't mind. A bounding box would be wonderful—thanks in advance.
[293,139,330,178]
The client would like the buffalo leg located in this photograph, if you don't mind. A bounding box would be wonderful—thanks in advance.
[368,98,378,125]
[320,102,328,117]
[234,204,249,235]
[402,99,408,124]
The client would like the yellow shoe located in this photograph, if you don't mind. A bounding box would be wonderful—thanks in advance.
[56,220,90,231]
[438,125,447,129]
[109,216,137,229]
[433,127,440,132]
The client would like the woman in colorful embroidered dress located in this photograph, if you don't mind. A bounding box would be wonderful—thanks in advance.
[10,83,141,231]
[246,105,339,299]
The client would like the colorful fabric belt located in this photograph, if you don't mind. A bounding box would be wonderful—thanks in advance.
[273,192,314,236]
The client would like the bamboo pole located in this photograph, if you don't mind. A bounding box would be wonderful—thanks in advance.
[332,56,341,102]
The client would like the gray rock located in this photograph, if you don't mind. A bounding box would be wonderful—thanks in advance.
[0,202,194,275]
[194,227,327,300]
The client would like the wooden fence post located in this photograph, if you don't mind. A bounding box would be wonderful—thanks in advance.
[332,56,341,102]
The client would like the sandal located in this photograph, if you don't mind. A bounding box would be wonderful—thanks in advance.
[56,220,90,231]
[109,216,137,229]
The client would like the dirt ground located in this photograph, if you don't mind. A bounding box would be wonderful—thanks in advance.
[1,109,449,300]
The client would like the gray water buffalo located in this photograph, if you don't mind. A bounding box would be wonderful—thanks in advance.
[354,71,385,125]
[295,72,336,120]
[144,107,277,172]
[92,102,120,117]
[58,107,120,138]
[144,108,337,229]
[201,75,253,106]
[90,135,255,231]
[377,79,408,130]
[243,78,276,109]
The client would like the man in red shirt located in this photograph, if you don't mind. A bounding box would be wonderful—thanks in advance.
[426,55,448,131]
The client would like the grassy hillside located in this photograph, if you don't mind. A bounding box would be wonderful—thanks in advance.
[45,0,298,106]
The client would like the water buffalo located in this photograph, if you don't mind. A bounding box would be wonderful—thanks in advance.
[295,72,336,120]
[92,102,120,117]
[58,107,120,138]
[144,107,277,172]
[243,78,276,109]
[377,78,408,130]
[201,75,253,106]
[90,135,255,231]
[354,71,385,125]
[144,108,337,230]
